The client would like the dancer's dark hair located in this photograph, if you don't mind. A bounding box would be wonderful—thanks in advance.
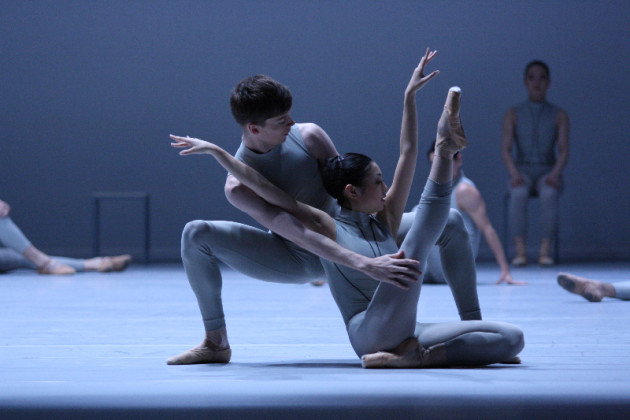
[230,75,292,126]
[524,60,550,80]
[320,153,373,206]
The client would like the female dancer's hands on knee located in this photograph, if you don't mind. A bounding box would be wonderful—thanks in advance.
[360,250,421,290]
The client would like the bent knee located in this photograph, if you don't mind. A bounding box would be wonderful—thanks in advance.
[182,220,215,250]
[501,323,525,357]
[443,209,470,241]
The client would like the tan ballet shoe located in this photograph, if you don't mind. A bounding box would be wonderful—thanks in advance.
[310,280,326,287]
[435,87,468,157]
[37,259,76,275]
[361,337,426,369]
[557,273,606,302]
[166,346,232,365]
[538,255,554,267]
[98,254,132,272]
[511,255,527,267]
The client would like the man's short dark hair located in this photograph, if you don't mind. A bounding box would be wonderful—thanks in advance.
[230,75,292,126]
[524,60,550,80]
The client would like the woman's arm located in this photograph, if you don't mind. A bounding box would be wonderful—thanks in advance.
[380,48,439,236]
[171,135,421,288]
[501,108,525,187]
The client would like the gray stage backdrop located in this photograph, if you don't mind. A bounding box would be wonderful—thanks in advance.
[1,0,629,262]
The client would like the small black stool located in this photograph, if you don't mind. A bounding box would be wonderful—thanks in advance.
[92,192,150,263]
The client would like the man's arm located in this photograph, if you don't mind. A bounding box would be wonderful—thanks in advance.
[456,184,526,286]
[501,108,525,187]
[545,109,570,189]
[299,123,339,164]
[225,175,420,288]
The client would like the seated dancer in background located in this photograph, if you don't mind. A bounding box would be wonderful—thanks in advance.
[424,145,525,285]
[0,199,131,275]
[171,49,524,368]
[557,273,630,302]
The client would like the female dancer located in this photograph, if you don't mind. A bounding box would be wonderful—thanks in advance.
[171,49,524,368]
[0,199,131,274]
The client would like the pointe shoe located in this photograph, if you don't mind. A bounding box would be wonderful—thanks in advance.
[538,255,554,267]
[557,273,603,302]
[511,255,527,267]
[310,280,326,287]
[435,87,468,156]
[166,346,232,365]
[37,259,76,275]
[361,337,425,368]
[98,254,132,272]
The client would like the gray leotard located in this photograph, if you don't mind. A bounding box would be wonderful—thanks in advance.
[508,100,562,240]
[320,179,523,365]
[182,124,338,332]
[235,125,337,216]
[513,100,559,166]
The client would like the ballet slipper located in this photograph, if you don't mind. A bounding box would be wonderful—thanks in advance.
[97,254,132,272]
[557,273,610,302]
[435,87,468,157]
[310,280,326,287]
[361,337,426,369]
[538,255,554,267]
[166,346,232,365]
[511,256,527,267]
[500,356,522,364]
[37,259,76,275]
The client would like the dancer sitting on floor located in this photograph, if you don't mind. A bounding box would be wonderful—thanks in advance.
[0,199,131,275]
[171,49,524,368]
[557,273,630,302]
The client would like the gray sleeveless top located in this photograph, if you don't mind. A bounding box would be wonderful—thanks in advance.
[453,171,481,258]
[234,125,338,216]
[513,100,559,166]
[321,208,398,325]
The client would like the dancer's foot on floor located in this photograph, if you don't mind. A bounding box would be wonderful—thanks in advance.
[511,255,527,267]
[37,259,76,275]
[97,255,132,272]
[557,272,613,302]
[538,255,554,267]
[166,345,232,365]
[361,337,426,368]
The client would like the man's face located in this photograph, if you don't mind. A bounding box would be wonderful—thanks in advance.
[253,111,295,147]
[524,65,550,102]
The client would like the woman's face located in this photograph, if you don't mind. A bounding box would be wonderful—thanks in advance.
[352,161,388,213]
[524,65,550,102]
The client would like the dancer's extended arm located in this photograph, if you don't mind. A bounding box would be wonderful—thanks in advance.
[170,135,420,288]
[380,48,439,238]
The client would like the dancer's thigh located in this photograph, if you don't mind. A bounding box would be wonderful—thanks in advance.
[415,320,518,347]
[207,221,324,283]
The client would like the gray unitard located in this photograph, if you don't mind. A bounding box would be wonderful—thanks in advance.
[0,216,86,273]
[182,125,482,333]
[322,179,524,364]
[424,171,480,284]
[509,100,561,240]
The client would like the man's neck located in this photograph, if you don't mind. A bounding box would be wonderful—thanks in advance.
[242,133,274,154]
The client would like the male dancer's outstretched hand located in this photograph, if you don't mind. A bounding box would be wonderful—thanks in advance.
[361,250,422,290]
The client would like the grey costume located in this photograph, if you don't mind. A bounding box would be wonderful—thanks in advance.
[0,216,85,273]
[182,125,481,334]
[322,179,523,364]
[508,100,561,240]
[424,171,480,284]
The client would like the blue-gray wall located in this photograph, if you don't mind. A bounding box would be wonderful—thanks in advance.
[2,0,629,261]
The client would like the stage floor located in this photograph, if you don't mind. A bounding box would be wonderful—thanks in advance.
[1,262,629,419]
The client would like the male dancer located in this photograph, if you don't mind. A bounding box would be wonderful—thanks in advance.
[168,70,479,365]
